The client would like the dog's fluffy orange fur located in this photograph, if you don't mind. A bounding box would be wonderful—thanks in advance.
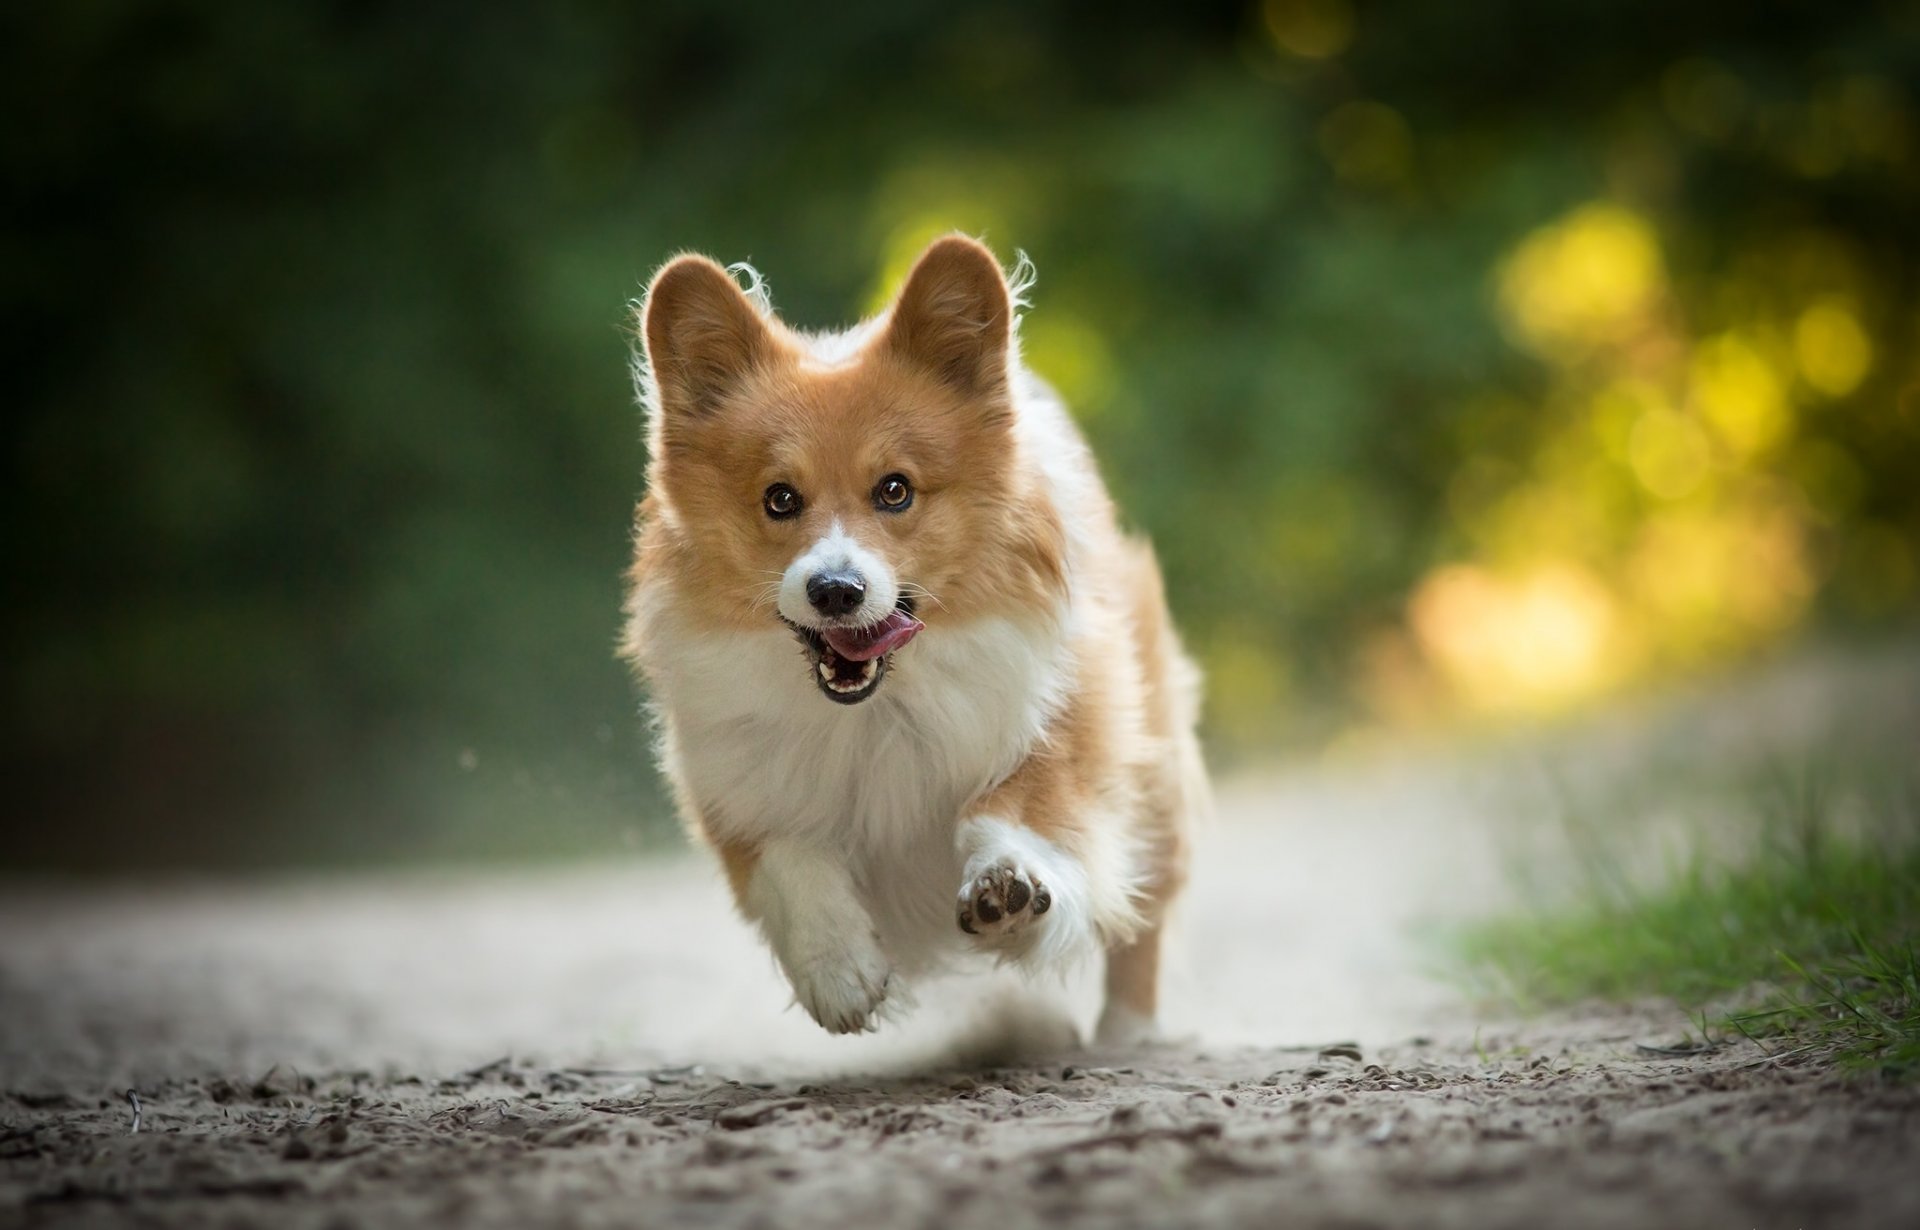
[620,236,1205,1043]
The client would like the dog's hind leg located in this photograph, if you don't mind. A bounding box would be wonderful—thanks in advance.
[1094,798,1187,1046]
[1096,926,1163,1045]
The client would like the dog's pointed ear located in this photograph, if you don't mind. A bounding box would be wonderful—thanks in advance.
[879,235,1014,395]
[639,255,774,422]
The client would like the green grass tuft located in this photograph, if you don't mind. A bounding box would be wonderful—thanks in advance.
[1458,766,1920,1078]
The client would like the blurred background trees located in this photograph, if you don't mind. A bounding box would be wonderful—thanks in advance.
[5,0,1916,869]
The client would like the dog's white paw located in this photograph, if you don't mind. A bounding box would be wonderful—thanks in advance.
[957,859,1052,948]
[746,843,894,1035]
[1094,1003,1161,1048]
[787,931,893,1035]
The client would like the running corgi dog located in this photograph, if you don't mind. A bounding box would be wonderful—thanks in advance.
[620,235,1205,1045]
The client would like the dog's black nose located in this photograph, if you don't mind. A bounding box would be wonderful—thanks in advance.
[806,571,867,617]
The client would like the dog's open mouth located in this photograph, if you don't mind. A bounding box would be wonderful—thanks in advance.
[787,598,924,705]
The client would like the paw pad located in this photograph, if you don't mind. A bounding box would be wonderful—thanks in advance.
[958,863,1050,939]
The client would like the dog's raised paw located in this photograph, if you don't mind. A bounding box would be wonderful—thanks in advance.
[787,936,893,1035]
[957,861,1051,944]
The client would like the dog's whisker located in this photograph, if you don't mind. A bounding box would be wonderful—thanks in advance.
[898,582,946,611]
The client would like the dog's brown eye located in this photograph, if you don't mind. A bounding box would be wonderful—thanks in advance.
[874,474,913,511]
[763,484,802,519]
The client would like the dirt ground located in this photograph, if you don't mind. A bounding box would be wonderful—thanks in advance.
[5,654,1919,1229]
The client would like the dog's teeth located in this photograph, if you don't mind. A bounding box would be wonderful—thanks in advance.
[814,647,882,696]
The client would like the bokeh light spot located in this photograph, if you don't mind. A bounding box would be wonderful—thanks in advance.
[1261,0,1354,59]
[1021,312,1116,418]
[1410,563,1620,714]
[865,208,1008,315]
[862,161,1027,314]
[1690,333,1790,457]
[1793,297,1872,397]
[1627,503,1811,656]
[1497,204,1665,359]
[1627,408,1711,501]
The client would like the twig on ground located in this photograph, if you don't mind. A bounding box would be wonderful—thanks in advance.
[1633,1040,1727,1057]
[125,1090,141,1135]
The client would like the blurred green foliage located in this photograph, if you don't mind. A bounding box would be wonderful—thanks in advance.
[4,1,1917,869]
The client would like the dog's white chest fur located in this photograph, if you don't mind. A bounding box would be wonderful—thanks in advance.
[640,598,1072,967]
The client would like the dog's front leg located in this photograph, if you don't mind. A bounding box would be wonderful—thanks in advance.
[728,838,893,1035]
[950,736,1145,975]
[954,814,1085,964]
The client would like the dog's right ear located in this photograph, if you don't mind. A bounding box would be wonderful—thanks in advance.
[638,255,773,423]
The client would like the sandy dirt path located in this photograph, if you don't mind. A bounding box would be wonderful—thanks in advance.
[4,655,1918,1227]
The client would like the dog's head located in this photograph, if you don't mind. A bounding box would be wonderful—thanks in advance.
[635,236,1065,705]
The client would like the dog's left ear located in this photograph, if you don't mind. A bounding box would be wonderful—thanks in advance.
[879,235,1013,396]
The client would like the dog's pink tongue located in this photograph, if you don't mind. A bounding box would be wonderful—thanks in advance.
[823,610,924,662]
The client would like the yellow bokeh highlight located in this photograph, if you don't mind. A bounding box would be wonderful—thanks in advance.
[865,208,1009,316]
[1793,297,1872,396]
[1476,468,1625,563]
[1690,333,1790,457]
[1497,204,1665,359]
[1261,0,1354,59]
[861,161,1027,314]
[1408,205,1884,725]
[1021,312,1115,418]
[1410,562,1621,714]
[1626,502,1812,656]
[1627,408,1711,500]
